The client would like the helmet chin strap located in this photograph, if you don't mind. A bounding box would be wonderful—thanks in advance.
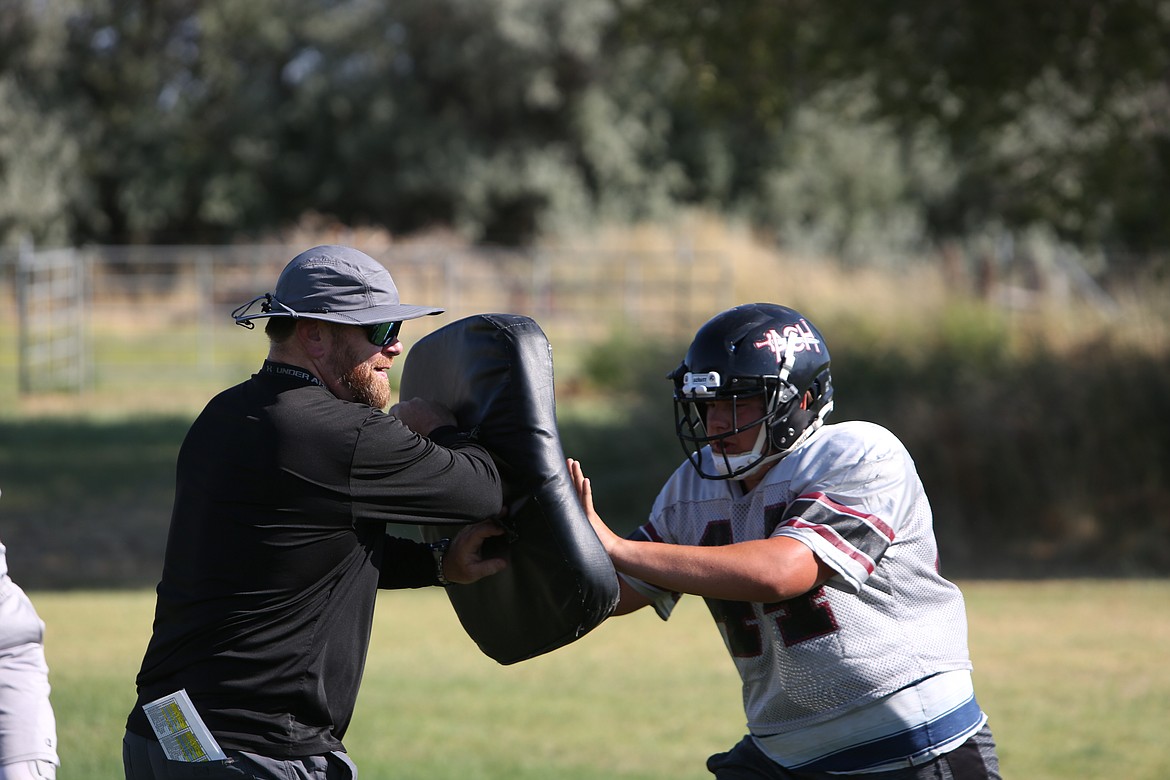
[710,381,792,480]
[710,399,835,480]
[720,450,784,480]
[711,424,782,480]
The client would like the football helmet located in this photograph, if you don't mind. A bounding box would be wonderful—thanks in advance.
[670,303,834,480]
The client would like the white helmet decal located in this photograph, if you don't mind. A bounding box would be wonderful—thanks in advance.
[753,320,822,358]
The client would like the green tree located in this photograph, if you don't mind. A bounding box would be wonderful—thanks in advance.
[14,0,684,246]
[0,1,80,245]
[8,0,1170,259]
[619,0,1170,257]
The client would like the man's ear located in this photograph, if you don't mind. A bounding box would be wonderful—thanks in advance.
[296,319,330,359]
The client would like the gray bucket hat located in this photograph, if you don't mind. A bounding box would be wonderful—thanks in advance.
[232,245,443,327]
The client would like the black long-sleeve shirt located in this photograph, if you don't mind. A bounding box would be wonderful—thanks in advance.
[125,361,502,757]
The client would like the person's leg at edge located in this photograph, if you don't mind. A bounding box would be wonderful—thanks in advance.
[0,760,57,780]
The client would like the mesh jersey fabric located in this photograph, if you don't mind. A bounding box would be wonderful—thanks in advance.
[625,420,974,735]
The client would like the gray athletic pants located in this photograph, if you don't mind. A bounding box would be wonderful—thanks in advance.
[123,732,357,780]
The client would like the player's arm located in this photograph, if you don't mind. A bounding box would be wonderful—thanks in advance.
[611,576,653,615]
[568,459,833,604]
[609,534,829,604]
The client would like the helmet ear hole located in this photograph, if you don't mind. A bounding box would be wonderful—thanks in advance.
[771,408,814,451]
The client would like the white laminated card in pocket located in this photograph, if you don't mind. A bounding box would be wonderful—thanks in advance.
[142,689,227,762]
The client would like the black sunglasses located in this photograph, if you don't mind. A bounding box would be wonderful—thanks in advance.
[365,321,403,347]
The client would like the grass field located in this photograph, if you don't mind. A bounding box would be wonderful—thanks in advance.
[7,232,1169,778]
[33,580,1170,780]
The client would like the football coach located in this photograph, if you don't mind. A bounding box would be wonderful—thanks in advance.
[122,245,507,780]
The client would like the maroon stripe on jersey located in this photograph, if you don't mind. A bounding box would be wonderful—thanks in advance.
[779,493,895,573]
[785,517,879,574]
[632,523,665,543]
[802,492,895,539]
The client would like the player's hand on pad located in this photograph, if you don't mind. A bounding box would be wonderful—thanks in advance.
[566,458,621,555]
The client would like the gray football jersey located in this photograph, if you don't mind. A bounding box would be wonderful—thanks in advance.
[628,421,973,734]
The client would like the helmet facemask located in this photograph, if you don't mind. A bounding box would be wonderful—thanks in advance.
[673,371,801,481]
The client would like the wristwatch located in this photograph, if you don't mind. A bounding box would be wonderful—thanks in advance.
[428,538,452,586]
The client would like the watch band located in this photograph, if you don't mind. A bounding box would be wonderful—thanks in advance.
[429,538,452,586]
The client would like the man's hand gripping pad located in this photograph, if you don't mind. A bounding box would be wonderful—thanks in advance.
[399,314,619,664]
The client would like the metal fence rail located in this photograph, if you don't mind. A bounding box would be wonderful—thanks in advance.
[1,243,731,407]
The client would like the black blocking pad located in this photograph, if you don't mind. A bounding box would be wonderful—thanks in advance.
[399,313,619,664]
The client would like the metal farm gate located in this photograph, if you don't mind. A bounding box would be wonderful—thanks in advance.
[4,243,732,404]
[15,243,87,394]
